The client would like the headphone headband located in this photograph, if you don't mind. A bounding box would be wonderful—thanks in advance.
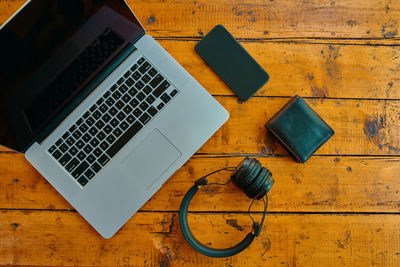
[179,159,273,258]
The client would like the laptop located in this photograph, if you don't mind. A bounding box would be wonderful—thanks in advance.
[0,0,229,238]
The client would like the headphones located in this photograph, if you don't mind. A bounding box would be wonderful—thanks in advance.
[179,158,274,258]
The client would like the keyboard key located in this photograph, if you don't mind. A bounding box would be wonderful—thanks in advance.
[70,146,78,156]
[112,91,122,100]
[53,150,62,159]
[148,106,158,116]
[119,84,128,94]
[72,130,82,139]
[116,100,124,109]
[106,134,116,144]
[120,121,129,131]
[95,120,105,129]
[100,141,109,150]
[62,132,70,139]
[56,138,63,146]
[143,86,152,95]
[161,93,171,103]
[90,104,97,112]
[146,95,155,104]
[110,118,119,127]
[59,143,68,153]
[148,68,157,77]
[82,133,91,142]
[130,98,139,108]
[137,92,145,101]
[139,102,149,111]
[93,111,101,120]
[87,154,96,163]
[106,121,143,158]
[125,78,134,87]
[128,88,138,97]
[99,104,108,113]
[93,147,102,157]
[79,123,89,133]
[59,153,72,166]
[122,94,131,103]
[77,151,86,161]
[66,158,79,172]
[98,155,110,166]
[103,91,111,99]
[132,71,141,80]
[150,74,163,88]
[84,169,95,180]
[117,77,125,85]
[135,81,145,90]
[109,107,118,116]
[76,118,84,125]
[123,105,133,114]
[126,115,135,124]
[69,125,77,133]
[76,140,85,149]
[110,84,118,92]
[170,89,178,97]
[117,111,126,121]
[133,108,142,117]
[113,128,123,137]
[48,145,56,153]
[139,62,151,74]
[153,80,171,97]
[97,131,106,140]
[130,64,138,71]
[72,161,89,179]
[139,113,151,125]
[106,97,115,106]
[102,113,112,123]
[83,111,90,119]
[84,144,93,154]
[157,102,165,110]
[66,137,75,146]
[96,97,104,105]
[89,127,98,136]
[91,162,102,173]
[86,117,95,126]
[141,74,151,83]
[77,176,88,186]
[90,138,100,148]
[104,125,112,134]
[123,70,131,79]
[138,57,145,64]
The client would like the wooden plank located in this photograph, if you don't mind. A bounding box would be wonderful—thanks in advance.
[2,154,400,213]
[1,0,400,40]
[158,40,400,99]
[0,210,399,266]
[1,98,399,154]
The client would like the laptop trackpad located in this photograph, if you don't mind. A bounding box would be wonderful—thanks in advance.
[121,129,182,190]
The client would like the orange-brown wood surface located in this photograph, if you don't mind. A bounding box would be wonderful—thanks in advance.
[1,0,400,266]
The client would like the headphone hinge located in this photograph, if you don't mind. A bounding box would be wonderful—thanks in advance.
[253,223,262,237]
[195,177,208,187]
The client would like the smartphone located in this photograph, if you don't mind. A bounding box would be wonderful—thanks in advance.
[195,25,269,101]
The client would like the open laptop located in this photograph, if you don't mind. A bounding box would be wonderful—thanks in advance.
[0,0,229,238]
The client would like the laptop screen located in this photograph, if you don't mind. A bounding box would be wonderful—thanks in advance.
[0,0,144,152]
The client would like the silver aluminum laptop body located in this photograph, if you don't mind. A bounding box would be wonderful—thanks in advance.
[6,2,229,238]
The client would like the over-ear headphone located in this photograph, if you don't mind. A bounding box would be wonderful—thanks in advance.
[179,158,274,258]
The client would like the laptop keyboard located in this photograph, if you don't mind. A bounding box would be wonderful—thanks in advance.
[48,57,179,187]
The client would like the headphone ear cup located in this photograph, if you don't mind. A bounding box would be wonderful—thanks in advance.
[235,159,261,190]
[231,158,253,185]
[244,167,270,199]
[254,173,274,200]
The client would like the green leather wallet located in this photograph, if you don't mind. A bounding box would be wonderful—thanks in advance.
[265,96,334,163]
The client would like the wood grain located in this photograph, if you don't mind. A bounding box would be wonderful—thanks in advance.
[2,154,400,213]
[1,210,399,266]
[1,0,400,40]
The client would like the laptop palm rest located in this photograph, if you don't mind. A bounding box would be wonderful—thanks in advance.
[121,129,182,190]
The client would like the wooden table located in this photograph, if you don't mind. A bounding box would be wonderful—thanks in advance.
[1,0,400,266]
